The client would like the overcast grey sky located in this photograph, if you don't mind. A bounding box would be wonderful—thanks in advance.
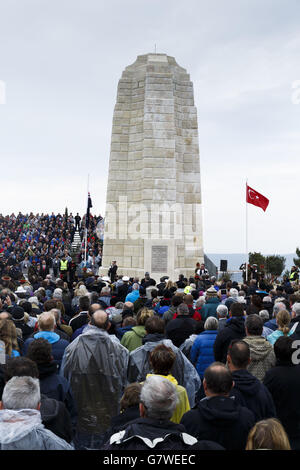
[0,0,299,254]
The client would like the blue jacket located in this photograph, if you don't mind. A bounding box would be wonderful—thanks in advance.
[190,330,218,379]
[125,290,140,303]
[200,298,220,322]
[23,332,69,369]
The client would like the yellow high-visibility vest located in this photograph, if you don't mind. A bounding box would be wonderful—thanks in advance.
[60,260,68,271]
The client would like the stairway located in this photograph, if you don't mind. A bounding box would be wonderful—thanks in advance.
[71,230,82,256]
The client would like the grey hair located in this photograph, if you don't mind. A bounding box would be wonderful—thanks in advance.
[216,304,228,318]
[101,287,111,295]
[292,302,300,317]
[49,308,61,323]
[140,375,178,421]
[273,302,286,317]
[115,302,124,309]
[2,376,41,410]
[132,283,139,290]
[196,296,206,308]
[177,303,189,316]
[259,309,270,322]
[204,316,218,330]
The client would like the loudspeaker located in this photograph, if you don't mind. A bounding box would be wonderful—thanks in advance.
[220,260,228,272]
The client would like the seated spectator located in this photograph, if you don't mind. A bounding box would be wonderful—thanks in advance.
[163,295,183,324]
[165,303,196,348]
[23,312,69,369]
[68,295,90,332]
[264,301,286,331]
[125,284,140,304]
[216,304,228,331]
[2,357,73,444]
[10,305,34,341]
[259,309,274,338]
[98,287,112,307]
[127,315,201,408]
[180,362,255,450]
[227,339,276,421]
[26,337,77,423]
[246,418,291,450]
[214,303,246,364]
[147,344,190,423]
[267,309,292,345]
[190,317,219,379]
[102,383,142,443]
[116,316,137,341]
[243,314,276,381]
[263,336,300,449]
[121,308,154,352]
[0,319,20,358]
[0,376,73,450]
[201,287,220,321]
[179,320,205,361]
[246,294,263,315]
[224,288,239,310]
[102,375,198,450]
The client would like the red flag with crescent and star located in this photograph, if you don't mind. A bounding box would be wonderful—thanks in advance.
[246,184,269,212]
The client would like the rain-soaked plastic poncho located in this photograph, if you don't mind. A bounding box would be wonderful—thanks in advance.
[0,409,73,450]
[127,339,201,407]
[61,325,129,435]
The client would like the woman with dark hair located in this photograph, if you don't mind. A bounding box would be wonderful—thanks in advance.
[246,294,263,315]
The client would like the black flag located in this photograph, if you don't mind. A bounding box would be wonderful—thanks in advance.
[86,192,93,229]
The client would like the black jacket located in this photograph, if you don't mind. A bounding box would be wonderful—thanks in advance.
[180,395,255,450]
[40,394,73,443]
[213,317,246,363]
[165,315,196,348]
[101,417,197,450]
[263,362,300,449]
[230,369,276,421]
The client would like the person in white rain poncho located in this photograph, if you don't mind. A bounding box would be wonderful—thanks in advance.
[0,376,73,450]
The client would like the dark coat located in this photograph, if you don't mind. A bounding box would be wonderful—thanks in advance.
[38,361,77,425]
[263,363,300,449]
[166,315,196,348]
[40,394,73,443]
[180,396,255,450]
[230,369,276,421]
[101,417,197,450]
[200,298,220,321]
[213,317,246,363]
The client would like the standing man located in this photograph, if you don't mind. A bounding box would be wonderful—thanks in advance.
[108,260,118,283]
[75,213,81,231]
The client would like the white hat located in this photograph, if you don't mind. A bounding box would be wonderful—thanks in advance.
[28,296,39,305]
[122,276,129,281]
[15,286,27,294]
[102,276,110,282]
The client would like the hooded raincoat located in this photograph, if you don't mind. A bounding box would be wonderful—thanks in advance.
[61,325,129,436]
[0,409,73,450]
[127,338,201,407]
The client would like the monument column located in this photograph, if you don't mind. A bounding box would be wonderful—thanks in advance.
[100,53,204,281]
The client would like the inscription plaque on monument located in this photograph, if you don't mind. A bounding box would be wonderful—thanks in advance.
[151,246,168,273]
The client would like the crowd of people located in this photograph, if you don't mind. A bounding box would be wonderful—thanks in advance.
[0,212,103,284]
[0,243,299,451]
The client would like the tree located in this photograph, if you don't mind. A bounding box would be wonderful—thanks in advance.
[248,252,265,270]
[265,255,286,277]
[293,247,300,269]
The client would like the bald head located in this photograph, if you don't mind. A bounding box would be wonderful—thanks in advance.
[91,309,110,330]
[38,312,55,331]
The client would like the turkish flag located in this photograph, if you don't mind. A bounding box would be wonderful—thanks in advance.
[246,185,269,212]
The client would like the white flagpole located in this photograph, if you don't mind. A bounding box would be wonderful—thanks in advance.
[245,179,248,283]
[84,174,90,265]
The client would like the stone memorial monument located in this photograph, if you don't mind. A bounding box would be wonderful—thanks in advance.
[100,53,204,281]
